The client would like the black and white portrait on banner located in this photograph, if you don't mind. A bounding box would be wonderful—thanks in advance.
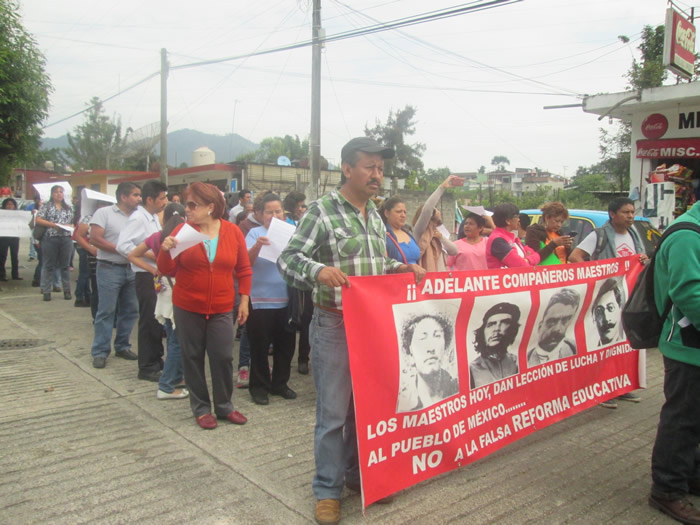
[585,276,628,350]
[393,299,461,413]
[467,292,529,389]
[526,285,585,368]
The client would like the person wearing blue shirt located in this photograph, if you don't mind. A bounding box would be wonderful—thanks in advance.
[245,193,297,406]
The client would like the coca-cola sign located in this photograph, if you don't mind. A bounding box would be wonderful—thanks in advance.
[641,113,668,139]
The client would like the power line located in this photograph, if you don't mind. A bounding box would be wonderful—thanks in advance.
[43,0,520,129]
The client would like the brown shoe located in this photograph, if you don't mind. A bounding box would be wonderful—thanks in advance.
[314,499,340,525]
[649,494,700,524]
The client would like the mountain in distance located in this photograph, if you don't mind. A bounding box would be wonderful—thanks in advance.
[40,129,259,168]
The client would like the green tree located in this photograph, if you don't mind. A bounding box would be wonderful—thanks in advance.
[364,105,425,179]
[64,97,124,170]
[0,0,52,183]
[625,25,667,89]
[236,134,308,164]
[490,156,510,171]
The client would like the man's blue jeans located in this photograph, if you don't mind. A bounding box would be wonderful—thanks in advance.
[310,308,359,500]
[159,319,184,393]
[91,262,138,358]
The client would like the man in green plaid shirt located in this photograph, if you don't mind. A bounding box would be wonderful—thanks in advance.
[278,137,424,524]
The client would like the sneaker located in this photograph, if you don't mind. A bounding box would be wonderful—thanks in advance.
[236,366,249,388]
[157,388,189,400]
[599,399,618,409]
[617,392,641,403]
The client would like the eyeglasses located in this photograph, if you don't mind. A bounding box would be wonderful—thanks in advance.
[186,201,201,210]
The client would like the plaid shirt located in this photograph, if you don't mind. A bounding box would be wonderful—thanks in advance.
[278,189,402,310]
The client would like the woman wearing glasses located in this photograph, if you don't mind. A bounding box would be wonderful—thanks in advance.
[158,182,252,430]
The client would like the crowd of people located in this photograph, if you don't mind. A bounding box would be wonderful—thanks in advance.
[3,135,696,525]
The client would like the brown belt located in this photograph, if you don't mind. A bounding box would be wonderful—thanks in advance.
[314,304,343,315]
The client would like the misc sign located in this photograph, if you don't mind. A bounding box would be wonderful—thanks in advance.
[636,138,700,158]
[663,7,696,79]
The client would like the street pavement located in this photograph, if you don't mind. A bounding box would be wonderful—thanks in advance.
[0,248,680,524]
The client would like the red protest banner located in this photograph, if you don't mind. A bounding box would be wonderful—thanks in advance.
[342,256,645,507]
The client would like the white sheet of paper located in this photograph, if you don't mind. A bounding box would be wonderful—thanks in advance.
[437,224,451,239]
[81,188,116,220]
[33,182,72,204]
[0,210,32,238]
[463,205,493,217]
[259,217,296,263]
[170,223,209,258]
[56,224,75,234]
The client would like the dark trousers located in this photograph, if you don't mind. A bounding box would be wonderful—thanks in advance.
[88,254,98,319]
[298,291,314,365]
[0,237,19,278]
[173,306,235,418]
[33,243,42,283]
[651,356,700,499]
[75,247,91,301]
[247,306,295,396]
[134,272,164,374]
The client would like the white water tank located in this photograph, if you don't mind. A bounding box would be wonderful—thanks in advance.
[192,147,215,167]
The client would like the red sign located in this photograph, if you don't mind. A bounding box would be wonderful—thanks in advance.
[641,113,668,139]
[663,8,697,79]
[343,258,645,507]
[636,138,700,159]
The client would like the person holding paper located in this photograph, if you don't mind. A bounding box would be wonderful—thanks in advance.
[158,182,252,430]
[245,193,297,406]
[411,175,460,272]
[36,185,74,301]
[0,198,22,281]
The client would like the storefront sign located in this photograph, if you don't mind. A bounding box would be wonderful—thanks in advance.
[343,259,645,507]
[663,7,696,79]
[641,113,669,139]
[636,138,700,158]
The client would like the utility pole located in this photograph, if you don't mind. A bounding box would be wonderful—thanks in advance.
[160,48,169,186]
[309,0,322,201]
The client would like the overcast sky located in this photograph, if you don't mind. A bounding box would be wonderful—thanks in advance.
[20,0,685,176]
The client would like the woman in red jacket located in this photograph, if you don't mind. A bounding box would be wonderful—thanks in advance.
[158,182,253,430]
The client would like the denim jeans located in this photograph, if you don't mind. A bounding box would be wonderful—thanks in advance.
[74,247,91,301]
[238,325,251,369]
[90,262,138,358]
[651,356,700,499]
[40,236,72,293]
[158,319,184,393]
[310,308,359,500]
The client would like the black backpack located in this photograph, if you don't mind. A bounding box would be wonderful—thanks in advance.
[622,221,700,349]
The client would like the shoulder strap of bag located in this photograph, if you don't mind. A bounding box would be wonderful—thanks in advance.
[386,231,408,264]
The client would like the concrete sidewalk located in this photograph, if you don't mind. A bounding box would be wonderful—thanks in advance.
[0,253,678,524]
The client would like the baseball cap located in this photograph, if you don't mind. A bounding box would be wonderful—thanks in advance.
[341,137,395,164]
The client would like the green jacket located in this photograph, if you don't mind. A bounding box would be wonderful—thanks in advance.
[654,202,700,366]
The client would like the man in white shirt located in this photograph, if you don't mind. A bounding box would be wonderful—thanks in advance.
[228,189,251,222]
[117,180,168,382]
[89,182,141,369]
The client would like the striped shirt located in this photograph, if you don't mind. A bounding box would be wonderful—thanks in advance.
[278,188,402,310]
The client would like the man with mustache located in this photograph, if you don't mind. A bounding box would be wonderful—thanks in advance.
[397,313,459,412]
[527,289,579,367]
[469,302,520,388]
[278,136,425,524]
[592,278,624,347]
